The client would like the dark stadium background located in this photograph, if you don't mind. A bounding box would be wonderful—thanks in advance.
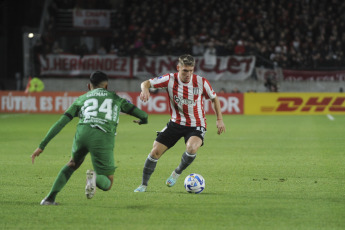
[1,0,344,92]
[0,0,44,89]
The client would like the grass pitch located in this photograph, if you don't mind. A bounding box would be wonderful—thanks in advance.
[0,113,344,230]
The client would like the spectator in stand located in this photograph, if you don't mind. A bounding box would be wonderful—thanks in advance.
[234,40,246,55]
[97,46,107,55]
[192,40,205,56]
[219,88,226,94]
[231,88,241,93]
[204,41,217,67]
[52,41,63,54]
[264,74,279,92]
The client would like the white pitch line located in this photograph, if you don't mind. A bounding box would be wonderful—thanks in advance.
[327,114,334,121]
[0,114,28,119]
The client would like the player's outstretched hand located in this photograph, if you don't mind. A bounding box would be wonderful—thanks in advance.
[133,118,148,125]
[140,90,150,102]
[31,148,43,164]
[216,119,226,135]
[133,120,141,125]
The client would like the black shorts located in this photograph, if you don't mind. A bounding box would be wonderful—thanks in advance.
[156,121,207,149]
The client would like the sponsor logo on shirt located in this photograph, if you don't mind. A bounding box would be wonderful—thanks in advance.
[173,95,196,106]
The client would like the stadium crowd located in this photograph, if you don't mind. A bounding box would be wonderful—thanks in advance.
[40,0,345,70]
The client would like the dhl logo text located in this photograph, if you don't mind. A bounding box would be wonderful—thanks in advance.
[261,97,345,112]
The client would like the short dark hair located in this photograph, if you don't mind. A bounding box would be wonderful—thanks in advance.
[90,71,108,86]
[178,54,195,66]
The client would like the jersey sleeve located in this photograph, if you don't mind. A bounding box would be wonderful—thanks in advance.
[120,98,148,124]
[149,74,170,89]
[64,98,81,118]
[39,114,72,150]
[203,78,217,100]
[39,100,80,150]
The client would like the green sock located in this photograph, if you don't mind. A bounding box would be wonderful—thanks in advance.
[96,174,111,191]
[46,165,75,201]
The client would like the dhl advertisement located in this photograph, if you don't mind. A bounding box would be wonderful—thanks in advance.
[245,93,345,115]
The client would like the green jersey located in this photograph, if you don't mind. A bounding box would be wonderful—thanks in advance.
[39,88,148,150]
[66,88,132,134]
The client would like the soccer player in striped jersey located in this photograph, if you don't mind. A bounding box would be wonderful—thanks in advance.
[134,54,225,192]
[31,71,148,205]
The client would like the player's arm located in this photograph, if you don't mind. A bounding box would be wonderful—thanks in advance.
[131,106,148,125]
[140,80,151,102]
[121,101,148,125]
[31,113,73,164]
[211,96,226,135]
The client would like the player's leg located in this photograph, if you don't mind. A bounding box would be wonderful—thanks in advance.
[166,126,205,187]
[134,141,168,192]
[40,132,87,205]
[134,122,181,192]
[85,169,114,199]
[166,136,202,187]
[176,136,202,173]
[41,157,85,205]
[88,128,116,197]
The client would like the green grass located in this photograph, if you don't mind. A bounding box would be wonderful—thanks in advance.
[0,113,344,230]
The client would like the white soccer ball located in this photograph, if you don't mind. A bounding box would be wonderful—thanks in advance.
[184,173,205,194]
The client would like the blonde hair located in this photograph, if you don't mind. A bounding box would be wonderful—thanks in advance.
[178,54,195,67]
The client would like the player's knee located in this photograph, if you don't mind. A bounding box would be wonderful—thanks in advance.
[150,152,160,159]
[103,184,113,191]
[67,158,82,170]
[150,149,162,159]
[103,176,114,191]
[186,143,199,154]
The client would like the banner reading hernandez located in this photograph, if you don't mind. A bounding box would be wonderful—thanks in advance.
[73,9,111,29]
[39,54,131,77]
[39,55,255,80]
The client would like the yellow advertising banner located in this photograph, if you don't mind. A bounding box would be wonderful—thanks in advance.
[245,93,345,115]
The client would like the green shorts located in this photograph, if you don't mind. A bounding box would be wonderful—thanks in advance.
[72,125,116,176]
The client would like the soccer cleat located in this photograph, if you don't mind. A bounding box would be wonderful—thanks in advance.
[85,169,96,199]
[134,185,147,192]
[40,197,58,205]
[166,171,180,187]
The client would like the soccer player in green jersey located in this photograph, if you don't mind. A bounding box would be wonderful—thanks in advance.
[31,71,148,205]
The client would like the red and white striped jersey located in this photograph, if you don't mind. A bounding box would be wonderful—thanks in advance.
[149,73,216,128]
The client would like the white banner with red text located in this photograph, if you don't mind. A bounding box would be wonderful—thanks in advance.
[0,91,244,115]
[73,9,111,29]
[133,56,256,81]
[39,54,131,77]
[39,55,255,80]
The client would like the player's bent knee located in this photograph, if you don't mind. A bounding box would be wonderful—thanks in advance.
[186,143,199,153]
[186,137,202,153]
[67,158,83,170]
[150,152,160,159]
[102,185,112,191]
[150,148,163,159]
